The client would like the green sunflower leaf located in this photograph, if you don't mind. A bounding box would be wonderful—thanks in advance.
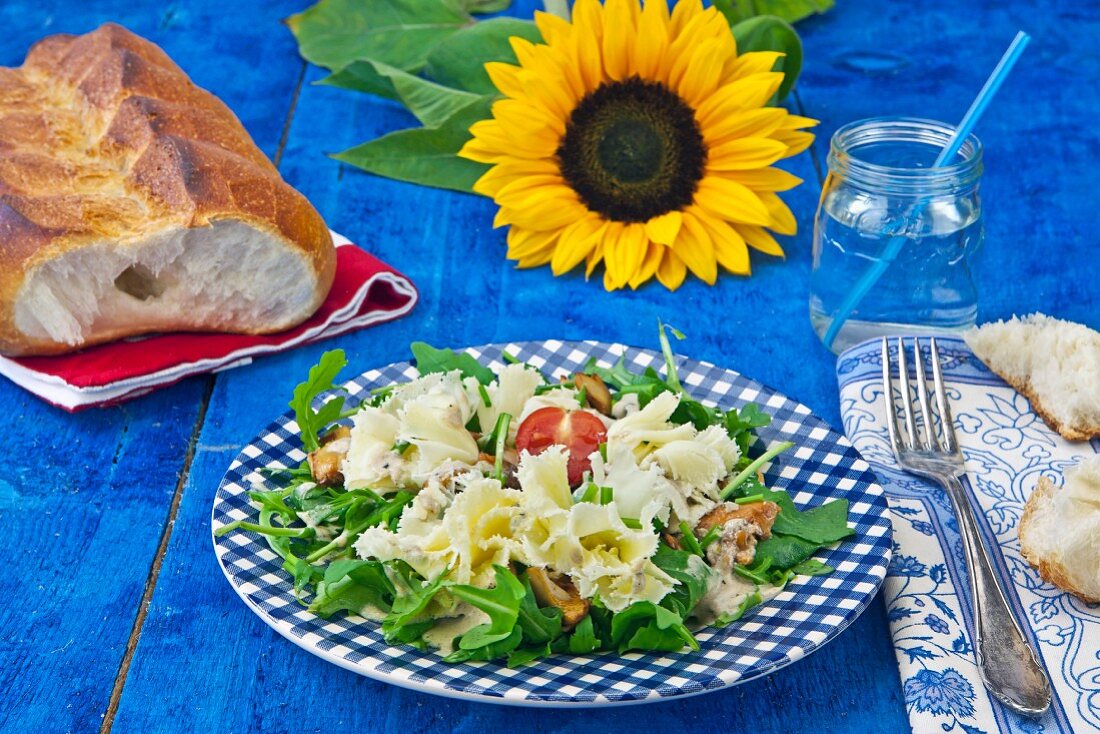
[286,0,473,72]
[729,15,804,101]
[715,0,834,26]
[461,0,512,12]
[321,59,485,127]
[331,96,493,192]
[423,17,543,95]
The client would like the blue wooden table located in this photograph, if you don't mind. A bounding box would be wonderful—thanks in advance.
[3,1,1097,732]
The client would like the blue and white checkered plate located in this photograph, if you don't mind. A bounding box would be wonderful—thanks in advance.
[211,340,893,706]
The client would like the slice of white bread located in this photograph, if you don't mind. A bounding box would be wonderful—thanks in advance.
[964,314,1100,441]
[1019,455,1100,603]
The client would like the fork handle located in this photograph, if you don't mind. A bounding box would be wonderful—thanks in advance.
[938,474,1052,716]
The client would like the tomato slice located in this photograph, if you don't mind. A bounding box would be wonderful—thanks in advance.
[514,407,608,486]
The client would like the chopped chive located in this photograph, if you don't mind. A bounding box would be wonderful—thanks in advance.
[733,564,770,584]
[621,517,642,529]
[491,413,512,483]
[477,383,492,408]
[699,525,722,550]
[577,385,587,408]
[597,442,608,461]
[720,441,795,500]
[735,493,764,505]
[392,440,411,454]
[599,486,614,505]
[678,521,704,557]
[502,351,520,364]
[370,384,397,396]
[579,483,599,504]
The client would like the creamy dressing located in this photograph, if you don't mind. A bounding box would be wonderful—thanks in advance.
[420,608,490,655]
[691,569,783,628]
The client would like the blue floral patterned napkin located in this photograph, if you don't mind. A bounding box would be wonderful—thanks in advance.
[836,337,1100,734]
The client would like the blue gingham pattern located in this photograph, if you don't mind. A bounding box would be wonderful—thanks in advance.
[212,341,892,706]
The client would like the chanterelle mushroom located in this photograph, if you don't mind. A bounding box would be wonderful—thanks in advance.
[696,501,779,571]
[571,373,613,416]
[526,567,590,629]
[306,425,352,485]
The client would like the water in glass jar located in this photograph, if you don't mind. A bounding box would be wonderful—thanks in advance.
[809,120,984,353]
[810,204,982,352]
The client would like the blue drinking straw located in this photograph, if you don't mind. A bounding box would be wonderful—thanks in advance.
[822,31,1031,350]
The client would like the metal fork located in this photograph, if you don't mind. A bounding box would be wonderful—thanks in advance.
[881,337,1051,716]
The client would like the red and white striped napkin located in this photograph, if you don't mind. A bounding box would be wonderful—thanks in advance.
[0,232,417,411]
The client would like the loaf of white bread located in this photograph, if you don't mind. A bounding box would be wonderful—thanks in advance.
[0,24,335,356]
[964,314,1100,441]
[1019,456,1100,603]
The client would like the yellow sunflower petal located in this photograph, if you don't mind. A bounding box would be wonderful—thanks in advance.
[694,209,751,275]
[672,212,717,285]
[702,107,787,146]
[551,215,606,275]
[696,73,785,126]
[760,192,798,235]
[629,241,665,289]
[669,0,704,37]
[634,0,670,79]
[467,119,548,160]
[644,210,682,245]
[656,249,687,290]
[485,62,525,99]
[727,50,783,79]
[472,159,562,197]
[507,227,560,260]
[585,234,605,278]
[601,0,637,80]
[534,10,573,47]
[720,167,803,192]
[502,195,586,231]
[707,137,789,171]
[693,176,772,226]
[736,224,787,257]
[781,114,820,130]
[458,137,509,164]
[604,221,648,289]
[772,129,816,157]
[677,38,724,107]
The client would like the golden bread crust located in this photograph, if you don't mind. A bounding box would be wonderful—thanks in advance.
[0,23,334,356]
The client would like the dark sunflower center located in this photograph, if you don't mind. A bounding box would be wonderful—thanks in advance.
[557,76,707,223]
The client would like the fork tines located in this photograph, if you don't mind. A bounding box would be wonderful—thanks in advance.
[881,337,960,457]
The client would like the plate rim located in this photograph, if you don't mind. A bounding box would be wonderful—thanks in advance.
[211,338,892,706]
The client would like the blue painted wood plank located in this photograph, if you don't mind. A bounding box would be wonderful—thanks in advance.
[0,0,312,730]
[112,2,910,732]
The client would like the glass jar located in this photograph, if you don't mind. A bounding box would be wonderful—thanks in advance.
[809,117,984,353]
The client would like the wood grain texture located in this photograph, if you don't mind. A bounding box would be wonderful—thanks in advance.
[110,2,909,732]
[8,0,1097,731]
[0,0,311,731]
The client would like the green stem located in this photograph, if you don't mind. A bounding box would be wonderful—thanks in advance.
[492,413,512,483]
[542,0,570,20]
[214,520,312,538]
[720,441,795,500]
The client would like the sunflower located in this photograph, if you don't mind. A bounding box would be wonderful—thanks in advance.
[458,0,817,291]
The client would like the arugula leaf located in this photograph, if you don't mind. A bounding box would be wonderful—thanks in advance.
[724,402,772,455]
[753,534,820,570]
[714,591,763,627]
[449,565,526,650]
[410,341,495,385]
[567,615,600,654]
[771,497,855,545]
[309,559,395,618]
[382,565,451,643]
[651,545,711,619]
[611,602,697,653]
[507,641,552,668]
[517,575,564,644]
[443,626,523,662]
[791,559,834,576]
[289,349,348,452]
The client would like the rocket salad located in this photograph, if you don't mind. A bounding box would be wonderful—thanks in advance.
[217,326,854,666]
